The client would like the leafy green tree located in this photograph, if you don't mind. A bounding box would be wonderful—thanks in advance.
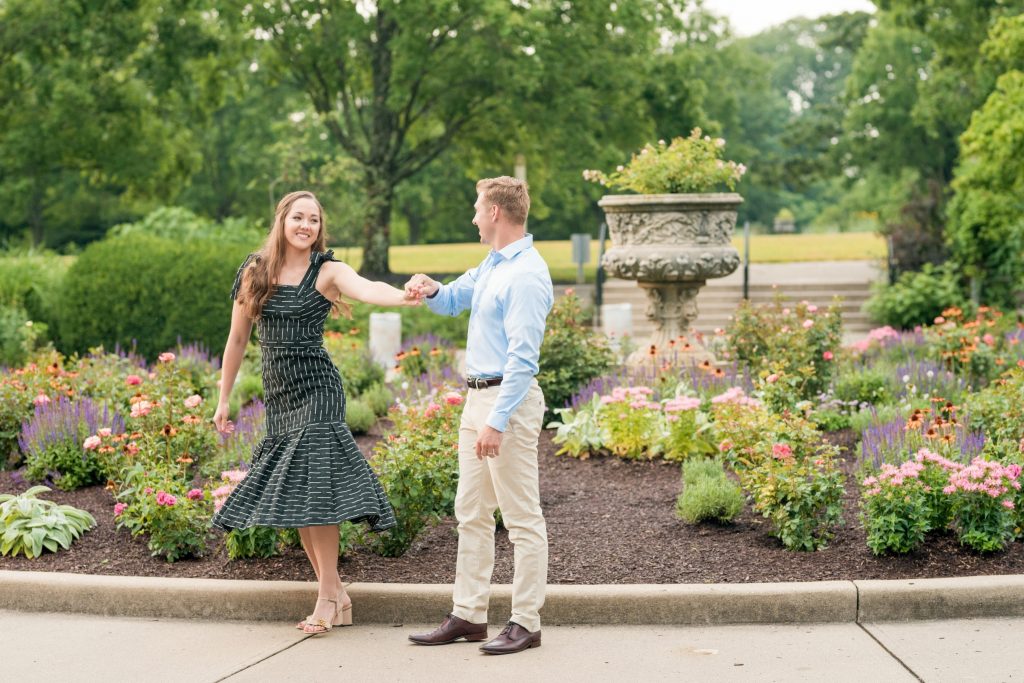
[232,0,682,273]
[946,15,1024,308]
[0,0,224,246]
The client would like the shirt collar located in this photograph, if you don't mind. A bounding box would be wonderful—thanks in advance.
[492,233,534,262]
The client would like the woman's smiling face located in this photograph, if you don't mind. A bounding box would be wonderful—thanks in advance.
[283,197,321,251]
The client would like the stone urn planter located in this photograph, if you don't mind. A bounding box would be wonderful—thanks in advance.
[599,193,743,366]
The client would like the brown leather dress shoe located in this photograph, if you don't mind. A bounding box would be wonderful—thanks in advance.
[408,613,488,645]
[479,621,541,655]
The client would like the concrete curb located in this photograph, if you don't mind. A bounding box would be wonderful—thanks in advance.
[15,571,1022,625]
[856,575,1024,622]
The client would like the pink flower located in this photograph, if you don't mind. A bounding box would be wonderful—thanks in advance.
[424,402,442,419]
[718,439,734,453]
[33,394,51,406]
[806,304,818,313]
[155,491,177,506]
[97,428,112,438]
[221,470,247,484]
[158,352,176,363]
[771,443,793,461]
[766,373,779,384]
[822,351,834,361]
[183,394,202,409]
[1002,500,1015,510]
[144,487,154,495]
[443,391,464,406]
[83,435,102,450]
[982,333,995,346]
[187,488,203,500]
[130,400,153,418]
[124,442,140,456]
[664,396,701,412]
[782,308,790,315]
[113,503,127,517]
[125,374,143,386]
[803,319,814,329]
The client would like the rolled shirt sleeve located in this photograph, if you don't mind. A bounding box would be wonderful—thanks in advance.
[425,264,481,317]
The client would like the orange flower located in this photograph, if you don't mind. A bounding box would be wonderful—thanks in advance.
[176,455,193,464]
[924,427,939,440]
[349,328,360,336]
[161,424,178,438]
[648,345,657,356]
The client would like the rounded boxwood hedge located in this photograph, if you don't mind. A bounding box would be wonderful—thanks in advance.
[60,234,255,359]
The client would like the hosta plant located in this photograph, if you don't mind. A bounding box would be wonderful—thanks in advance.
[0,485,96,558]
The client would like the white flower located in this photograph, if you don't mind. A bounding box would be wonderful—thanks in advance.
[902,374,911,383]
[926,370,934,378]
[715,138,725,147]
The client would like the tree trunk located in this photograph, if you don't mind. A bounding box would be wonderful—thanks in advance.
[405,206,423,245]
[360,172,393,276]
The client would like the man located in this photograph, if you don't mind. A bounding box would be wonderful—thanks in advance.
[405,176,553,655]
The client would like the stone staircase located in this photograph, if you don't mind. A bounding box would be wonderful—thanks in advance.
[580,260,885,345]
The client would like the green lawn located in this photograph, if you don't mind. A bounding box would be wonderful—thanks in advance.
[331,231,886,282]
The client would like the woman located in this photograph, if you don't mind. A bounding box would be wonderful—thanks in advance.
[212,190,418,634]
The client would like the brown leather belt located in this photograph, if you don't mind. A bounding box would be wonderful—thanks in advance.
[466,376,503,389]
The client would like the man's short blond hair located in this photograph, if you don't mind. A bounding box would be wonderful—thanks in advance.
[476,176,530,226]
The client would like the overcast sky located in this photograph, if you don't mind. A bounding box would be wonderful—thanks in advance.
[703,0,877,36]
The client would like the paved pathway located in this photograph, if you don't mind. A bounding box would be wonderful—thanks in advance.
[5,610,1019,682]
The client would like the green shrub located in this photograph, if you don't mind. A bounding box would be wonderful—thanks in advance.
[360,382,394,417]
[226,526,280,560]
[108,207,263,244]
[726,296,843,412]
[537,290,614,421]
[860,463,931,555]
[864,262,967,330]
[833,368,893,406]
[344,399,376,435]
[324,332,385,396]
[366,397,462,557]
[0,250,68,333]
[676,476,744,524]
[681,457,726,487]
[59,234,253,359]
[0,304,50,368]
[962,366,1024,447]
[0,485,96,558]
[234,373,264,406]
[115,464,212,562]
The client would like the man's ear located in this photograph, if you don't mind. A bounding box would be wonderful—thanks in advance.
[491,203,500,221]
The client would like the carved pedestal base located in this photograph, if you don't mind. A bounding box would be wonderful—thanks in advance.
[625,281,716,367]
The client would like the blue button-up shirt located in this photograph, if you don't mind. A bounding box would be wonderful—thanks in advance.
[426,234,553,431]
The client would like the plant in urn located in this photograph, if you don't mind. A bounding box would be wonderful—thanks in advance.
[585,129,746,366]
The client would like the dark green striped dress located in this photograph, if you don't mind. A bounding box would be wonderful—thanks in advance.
[212,250,396,531]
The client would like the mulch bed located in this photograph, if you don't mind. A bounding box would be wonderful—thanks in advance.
[2,429,1023,584]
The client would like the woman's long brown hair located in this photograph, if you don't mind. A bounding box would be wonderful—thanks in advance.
[237,190,350,319]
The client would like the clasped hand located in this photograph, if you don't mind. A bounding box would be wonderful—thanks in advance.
[403,273,440,300]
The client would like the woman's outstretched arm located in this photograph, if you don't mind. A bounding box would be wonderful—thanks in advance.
[324,261,421,307]
[213,301,253,432]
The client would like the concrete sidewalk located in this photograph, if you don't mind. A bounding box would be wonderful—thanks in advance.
[5,609,1021,682]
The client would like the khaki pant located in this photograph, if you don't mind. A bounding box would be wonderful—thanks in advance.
[451,380,547,632]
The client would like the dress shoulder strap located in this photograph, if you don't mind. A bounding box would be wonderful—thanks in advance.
[231,253,258,301]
